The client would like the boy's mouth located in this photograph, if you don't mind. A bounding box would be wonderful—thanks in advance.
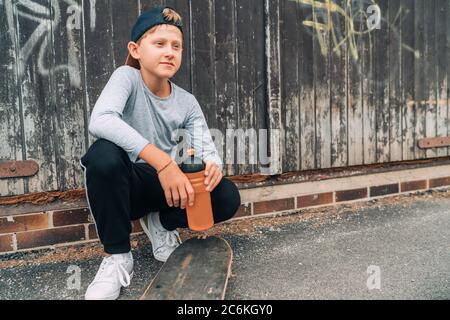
[160,62,174,67]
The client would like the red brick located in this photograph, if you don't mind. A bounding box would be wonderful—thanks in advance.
[0,234,14,253]
[53,208,90,227]
[401,180,427,192]
[253,198,295,215]
[335,188,368,202]
[429,177,450,188]
[16,225,85,250]
[88,224,98,240]
[370,184,399,197]
[297,192,333,208]
[234,204,252,218]
[0,213,49,234]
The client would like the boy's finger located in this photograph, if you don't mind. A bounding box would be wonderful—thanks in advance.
[204,161,217,176]
[204,166,217,185]
[204,161,212,176]
[209,172,223,192]
[178,186,187,209]
[172,188,180,207]
[165,189,173,207]
[185,182,195,206]
[206,171,220,191]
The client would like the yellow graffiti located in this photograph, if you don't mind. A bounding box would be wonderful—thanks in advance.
[298,0,365,59]
[294,0,419,61]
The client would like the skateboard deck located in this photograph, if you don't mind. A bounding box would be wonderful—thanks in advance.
[140,236,233,300]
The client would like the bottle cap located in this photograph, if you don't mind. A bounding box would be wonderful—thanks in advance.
[187,148,195,156]
[180,148,204,173]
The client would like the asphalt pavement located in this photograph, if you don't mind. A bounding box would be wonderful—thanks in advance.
[0,189,449,300]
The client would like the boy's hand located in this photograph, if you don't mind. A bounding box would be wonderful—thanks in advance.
[204,161,222,192]
[157,162,195,209]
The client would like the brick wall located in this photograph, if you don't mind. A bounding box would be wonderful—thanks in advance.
[0,208,143,253]
[1,170,450,254]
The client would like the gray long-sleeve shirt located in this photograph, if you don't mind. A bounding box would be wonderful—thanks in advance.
[88,65,222,170]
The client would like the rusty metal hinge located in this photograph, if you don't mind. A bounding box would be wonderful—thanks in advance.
[0,160,39,179]
[418,137,450,149]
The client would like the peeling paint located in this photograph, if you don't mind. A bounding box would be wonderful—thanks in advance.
[4,0,95,88]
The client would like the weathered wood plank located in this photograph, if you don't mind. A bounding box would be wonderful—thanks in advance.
[190,0,216,129]
[330,0,348,168]
[214,0,238,176]
[255,0,270,174]
[447,0,450,156]
[190,0,228,174]
[264,0,286,174]
[424,0,437,159]
[401,0,416,161]
[111,0,139,69]
[140,0,164,12]
[298,1,316,170]
[0,0,25,196]
[82,0,116,147]
[235,0,259,175]
[388,0,403,162]
[312,1,331,169]
[280,0,300,172]
[414,0,426,159]
[15,0,58,193]
[375,0,390,163]
[362,1,377,165]
[51,0,86,191]
[435,0,448,157]
[347,0,364,166]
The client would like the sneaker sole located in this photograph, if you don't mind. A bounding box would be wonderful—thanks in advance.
[85,271,134,300]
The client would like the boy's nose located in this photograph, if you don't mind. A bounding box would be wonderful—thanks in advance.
[164,47,175,57]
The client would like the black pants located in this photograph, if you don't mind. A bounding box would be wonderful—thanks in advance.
[80,139,241,254]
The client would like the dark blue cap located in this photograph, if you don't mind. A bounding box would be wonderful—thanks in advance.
[130,6,183,42]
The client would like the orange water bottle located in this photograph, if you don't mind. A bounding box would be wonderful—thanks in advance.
[180,148,214,231]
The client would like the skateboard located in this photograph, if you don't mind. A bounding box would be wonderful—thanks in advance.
[140,236,233,300]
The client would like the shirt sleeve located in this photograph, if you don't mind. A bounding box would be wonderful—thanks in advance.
[184,97,223,171]
[88,66,149,162]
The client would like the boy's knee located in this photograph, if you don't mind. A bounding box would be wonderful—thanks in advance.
[216,178,241,220]
[82,139,128,177]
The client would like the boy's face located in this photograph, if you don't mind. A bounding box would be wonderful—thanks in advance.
[129,24,183,79]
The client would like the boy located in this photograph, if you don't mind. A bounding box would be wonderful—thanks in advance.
[80,6,241,300]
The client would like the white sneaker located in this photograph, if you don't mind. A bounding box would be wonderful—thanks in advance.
[85,252,134,300]
[139,212,182,262]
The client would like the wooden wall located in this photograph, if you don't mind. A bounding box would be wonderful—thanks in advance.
[278,0,450,172]
[1,0,449,197]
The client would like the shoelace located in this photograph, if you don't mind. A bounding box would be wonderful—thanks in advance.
[140,215,182,250]
[164,229,182,248]
[92,256,131,287]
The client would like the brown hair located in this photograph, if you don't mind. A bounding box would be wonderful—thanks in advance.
[163,7,182,24]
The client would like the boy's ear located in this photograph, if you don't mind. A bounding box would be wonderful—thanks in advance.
[127,41,140,60]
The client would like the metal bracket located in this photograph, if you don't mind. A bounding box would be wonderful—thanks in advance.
[0,160,39,179]
[418,137,450,149]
